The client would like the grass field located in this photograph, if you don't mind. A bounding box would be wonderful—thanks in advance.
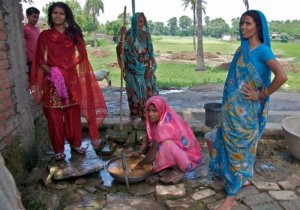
[87,36,300,92]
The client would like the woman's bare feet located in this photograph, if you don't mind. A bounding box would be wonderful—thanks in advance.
[242,180,251,187]
[160,168,184,184]
[215,196,236,210]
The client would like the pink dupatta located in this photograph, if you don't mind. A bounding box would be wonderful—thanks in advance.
[145,96,201,169]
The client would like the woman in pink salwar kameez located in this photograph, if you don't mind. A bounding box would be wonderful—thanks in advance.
[131,96,202,184]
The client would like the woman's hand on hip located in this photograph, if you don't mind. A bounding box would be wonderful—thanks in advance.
[241,83,261,101]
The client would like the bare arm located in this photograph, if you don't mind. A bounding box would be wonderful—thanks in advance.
[265,59,288,95]
[40,64,50,74]
[138,141,159,166]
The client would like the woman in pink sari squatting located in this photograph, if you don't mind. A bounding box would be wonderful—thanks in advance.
[131,96,202,184]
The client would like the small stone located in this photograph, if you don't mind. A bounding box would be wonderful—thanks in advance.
[155,183,185,199]
[84,186,97,193]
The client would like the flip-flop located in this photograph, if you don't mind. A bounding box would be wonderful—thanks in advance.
[71,146,87,155]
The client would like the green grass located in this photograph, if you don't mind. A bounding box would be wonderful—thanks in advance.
[87,36,300,92]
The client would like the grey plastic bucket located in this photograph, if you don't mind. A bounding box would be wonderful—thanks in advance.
[204,102,222,128]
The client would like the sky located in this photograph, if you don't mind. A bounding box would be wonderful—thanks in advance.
[21,0,300,25]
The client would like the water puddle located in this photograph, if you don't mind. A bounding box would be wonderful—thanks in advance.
[98,159,114,187]
[159,88,188,95]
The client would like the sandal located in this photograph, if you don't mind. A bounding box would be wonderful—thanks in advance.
[55,153,66,161]
[71,146,87,155]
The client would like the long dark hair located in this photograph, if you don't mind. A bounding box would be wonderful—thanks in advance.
[241,10,263,43]
[47,2,83,43]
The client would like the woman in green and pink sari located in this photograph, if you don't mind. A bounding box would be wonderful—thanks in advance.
[121,12,159,121]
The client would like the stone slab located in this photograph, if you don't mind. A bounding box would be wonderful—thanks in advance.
[48,141,103,180]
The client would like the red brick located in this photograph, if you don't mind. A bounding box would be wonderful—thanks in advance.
[0,59,9,71]
[0,97,14,112]
[0,70,8,80]
[0,51,7,61]
[0,88,11,100]
[0,107,15,121]
[0,31,6,41]
[0,31,7,41]
[0,79,10,90]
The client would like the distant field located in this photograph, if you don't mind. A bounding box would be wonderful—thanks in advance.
[87,36,300,92]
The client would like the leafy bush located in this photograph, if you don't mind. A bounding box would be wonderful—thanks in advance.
[280,32,289,43]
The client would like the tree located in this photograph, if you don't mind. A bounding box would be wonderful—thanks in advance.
[84,0,104,48]
[206,18,229,38]
[230,17,240,36]
[167,17,179,36]
[196,0,205,71]
[181,0,206,50]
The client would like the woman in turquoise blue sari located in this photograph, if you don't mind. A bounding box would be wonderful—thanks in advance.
[119,12,159,121]
[209,10,287,210]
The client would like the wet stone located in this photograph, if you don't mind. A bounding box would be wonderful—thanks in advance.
[280,197,300,210]
[242,192,274,206]
[106,129,128,144]
[192,189,216,201]
[165,198,194,209]
[268,190,298,201]
[113,124,133,132]
[250,203,284,210]
[252,181,280,191]
[47,142,103,181]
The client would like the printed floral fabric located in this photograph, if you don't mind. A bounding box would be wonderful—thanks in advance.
[209,10,275,196]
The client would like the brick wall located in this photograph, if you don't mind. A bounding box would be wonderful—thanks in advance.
[0,0,50,181]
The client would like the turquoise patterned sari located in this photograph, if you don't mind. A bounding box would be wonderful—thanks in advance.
[123,12,159,118]
[209,10,275,196]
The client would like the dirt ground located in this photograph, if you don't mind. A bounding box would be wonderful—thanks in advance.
[255,139,300,182]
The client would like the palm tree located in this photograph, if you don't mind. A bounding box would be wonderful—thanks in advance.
[181,0,206,50]
[195,0,205,71]
[182,0,196,50]
[243,0,249,10]
[84,0,104,48]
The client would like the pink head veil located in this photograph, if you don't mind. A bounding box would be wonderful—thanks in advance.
[145,96,197,149]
